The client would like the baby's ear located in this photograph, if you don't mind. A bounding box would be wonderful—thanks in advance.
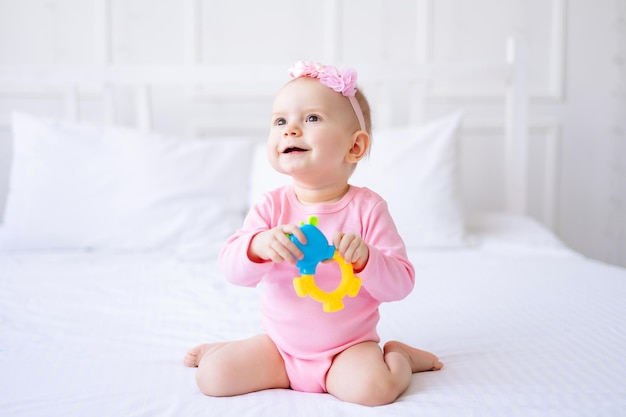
[345,131,370,163]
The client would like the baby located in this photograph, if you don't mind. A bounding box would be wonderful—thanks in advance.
[184,61,443,406]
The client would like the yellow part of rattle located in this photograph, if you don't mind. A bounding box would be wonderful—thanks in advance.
[292,250,361,313]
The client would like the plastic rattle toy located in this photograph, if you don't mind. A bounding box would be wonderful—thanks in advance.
[290,216,361,312]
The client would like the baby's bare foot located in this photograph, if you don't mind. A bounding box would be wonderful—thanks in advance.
[183,343,226,367]
[384,341,444,373]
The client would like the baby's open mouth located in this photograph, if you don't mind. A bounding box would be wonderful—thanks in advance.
[283,147,307,154]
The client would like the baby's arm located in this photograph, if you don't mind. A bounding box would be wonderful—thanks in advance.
[219,223,306,287]
[220,191,307,285]
[340,201,414,302]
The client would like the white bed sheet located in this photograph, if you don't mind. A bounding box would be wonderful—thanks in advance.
[1,214,625,416]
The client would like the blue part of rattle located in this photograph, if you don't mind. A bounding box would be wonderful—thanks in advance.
[290,216,335,275]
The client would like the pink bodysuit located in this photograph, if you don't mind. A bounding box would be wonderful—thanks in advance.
[218,185,415,393]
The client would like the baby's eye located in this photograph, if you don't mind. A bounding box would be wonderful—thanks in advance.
[275,118,286,126]
[306,115,320,122]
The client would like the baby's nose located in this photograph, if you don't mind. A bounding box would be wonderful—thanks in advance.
[284,124,301,137]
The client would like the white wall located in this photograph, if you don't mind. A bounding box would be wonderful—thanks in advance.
[559,0,626,266]
[0,0,624,267]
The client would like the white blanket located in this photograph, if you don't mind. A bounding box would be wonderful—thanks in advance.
[1,214,625,416]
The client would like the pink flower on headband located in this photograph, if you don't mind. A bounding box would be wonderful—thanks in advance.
[288,61,358,97]
[289,61,323,79]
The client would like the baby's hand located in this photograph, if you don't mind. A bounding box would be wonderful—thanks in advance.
[248,224,307,265]
[333,232,369,273]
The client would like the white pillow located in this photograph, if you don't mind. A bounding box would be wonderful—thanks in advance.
[352,111,465,248]
[247,111,465,248]
[0,112,253,252]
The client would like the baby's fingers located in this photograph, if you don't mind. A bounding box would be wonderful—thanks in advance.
[341,236,361,264]
[275,225,305,262]
[267,242,296,264]
[281,224,307,247]
[334,232,353,260]
[334,232,368,266]
[271,239,300,264]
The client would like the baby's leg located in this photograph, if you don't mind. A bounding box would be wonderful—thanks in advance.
[184,334,290,397]
[325,341,442,407]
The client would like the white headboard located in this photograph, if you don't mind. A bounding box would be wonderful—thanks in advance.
[0,38,532,223]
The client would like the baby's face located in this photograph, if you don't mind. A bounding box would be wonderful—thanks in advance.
[268,77,360,185]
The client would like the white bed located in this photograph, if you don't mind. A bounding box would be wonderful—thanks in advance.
[1,56,626,416]
[2,214,625,416]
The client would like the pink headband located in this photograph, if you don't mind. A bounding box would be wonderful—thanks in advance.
[288,61,366,132]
